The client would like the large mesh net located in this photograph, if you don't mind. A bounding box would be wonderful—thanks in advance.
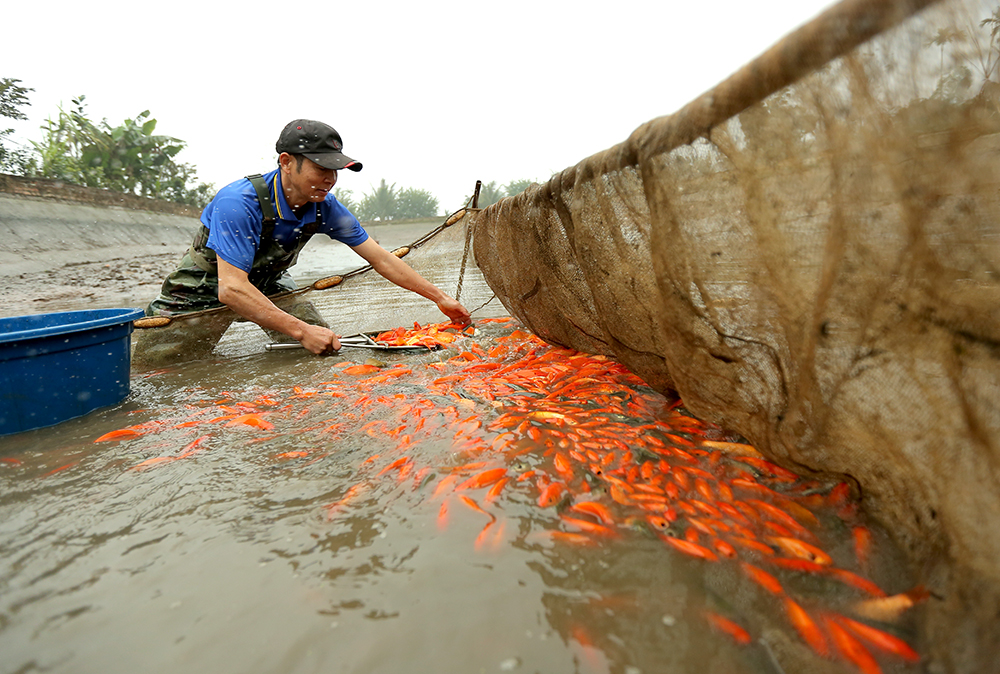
[472,0,1000,668]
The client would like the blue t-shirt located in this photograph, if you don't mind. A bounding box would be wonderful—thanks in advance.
[202,168,369,273]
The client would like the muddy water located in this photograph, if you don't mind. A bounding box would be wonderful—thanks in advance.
[0,317,923,674]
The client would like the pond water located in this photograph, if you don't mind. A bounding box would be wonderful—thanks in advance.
[0,315,924,674]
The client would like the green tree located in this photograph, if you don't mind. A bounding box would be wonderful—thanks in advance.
[465,178,534,207]
[394,187,439,219]
[356,179,400,221]
[332,187,357,212]
[28,97,92,183]
[0,78,33,174]
[28,96,214,206]
[504,179,533,197]
[474,181,505,208]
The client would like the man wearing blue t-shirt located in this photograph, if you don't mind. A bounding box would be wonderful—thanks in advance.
[144,119,469,358]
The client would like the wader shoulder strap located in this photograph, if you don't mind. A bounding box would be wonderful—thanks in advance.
[246,173,277,242]
[246,173,323,239]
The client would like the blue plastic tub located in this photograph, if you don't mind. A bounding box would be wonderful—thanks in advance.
[0,308,144,436]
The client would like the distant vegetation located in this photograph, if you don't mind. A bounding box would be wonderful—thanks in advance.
[0,82,214,207]
[334,179,441,222]
[1,77,537,215]
[468,179,535,208]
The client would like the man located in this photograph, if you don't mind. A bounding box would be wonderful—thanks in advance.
[143,119,469,359]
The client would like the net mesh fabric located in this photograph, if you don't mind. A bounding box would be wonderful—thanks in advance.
[473,0,1000,666]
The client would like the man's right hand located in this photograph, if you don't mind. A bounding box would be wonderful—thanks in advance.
[299,324,341,355]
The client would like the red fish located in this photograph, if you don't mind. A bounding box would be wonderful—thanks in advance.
[703,610,752,646]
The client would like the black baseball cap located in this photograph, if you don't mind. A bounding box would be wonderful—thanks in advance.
[276,119,362,172]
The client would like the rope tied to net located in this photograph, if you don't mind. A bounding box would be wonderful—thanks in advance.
[455,181,483,305]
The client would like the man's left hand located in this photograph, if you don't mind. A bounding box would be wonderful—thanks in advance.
[438,297,471,326]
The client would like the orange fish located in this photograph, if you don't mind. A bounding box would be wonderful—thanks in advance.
[783,597,829,658]
[325,482,370,520]
[825,568,886,597]
[828,482,852,507]
[850,586,930,623]
[128,456,175,471]
[224,413,275,430]
[94,427,142,443]
[474,520,496,551]
[767,536,832,566]
[275,451,310,460]
[488,517,507,552]
[432,473,461,500]
[456,467,507,491]
[459,495,495,522]
[342,364,381,375]
[853,525,873,570]
[376,456,411,477]
[484,476,511,503]
[703,610,752,646]
[437,499,450,531]
[553,452,574,477]
[538,481,566,507]
[834,614,920,663]
[711,538,737,559]
[823,615,882,674]
[748,500,815,539]
[569,501,614,526]
[768,557,826,574]
[561,516,616,537]
[739,561,784,595]
[660,535,719,562]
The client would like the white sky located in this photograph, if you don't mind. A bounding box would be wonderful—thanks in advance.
[4,0,836,213]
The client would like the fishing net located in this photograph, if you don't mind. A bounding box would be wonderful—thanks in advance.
[471,0,1000,668]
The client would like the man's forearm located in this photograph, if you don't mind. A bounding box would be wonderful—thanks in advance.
[218,280,309,340]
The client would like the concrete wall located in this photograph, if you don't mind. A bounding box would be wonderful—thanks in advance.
[0,174,201,275]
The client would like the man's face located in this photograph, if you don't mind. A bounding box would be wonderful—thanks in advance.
[281,154,338,205]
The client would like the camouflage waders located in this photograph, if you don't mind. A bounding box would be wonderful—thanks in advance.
[136,174,329,365]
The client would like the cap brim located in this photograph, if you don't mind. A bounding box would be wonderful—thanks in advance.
[303,152,362,172]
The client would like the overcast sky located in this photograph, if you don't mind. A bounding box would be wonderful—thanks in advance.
[4,0,836,212]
